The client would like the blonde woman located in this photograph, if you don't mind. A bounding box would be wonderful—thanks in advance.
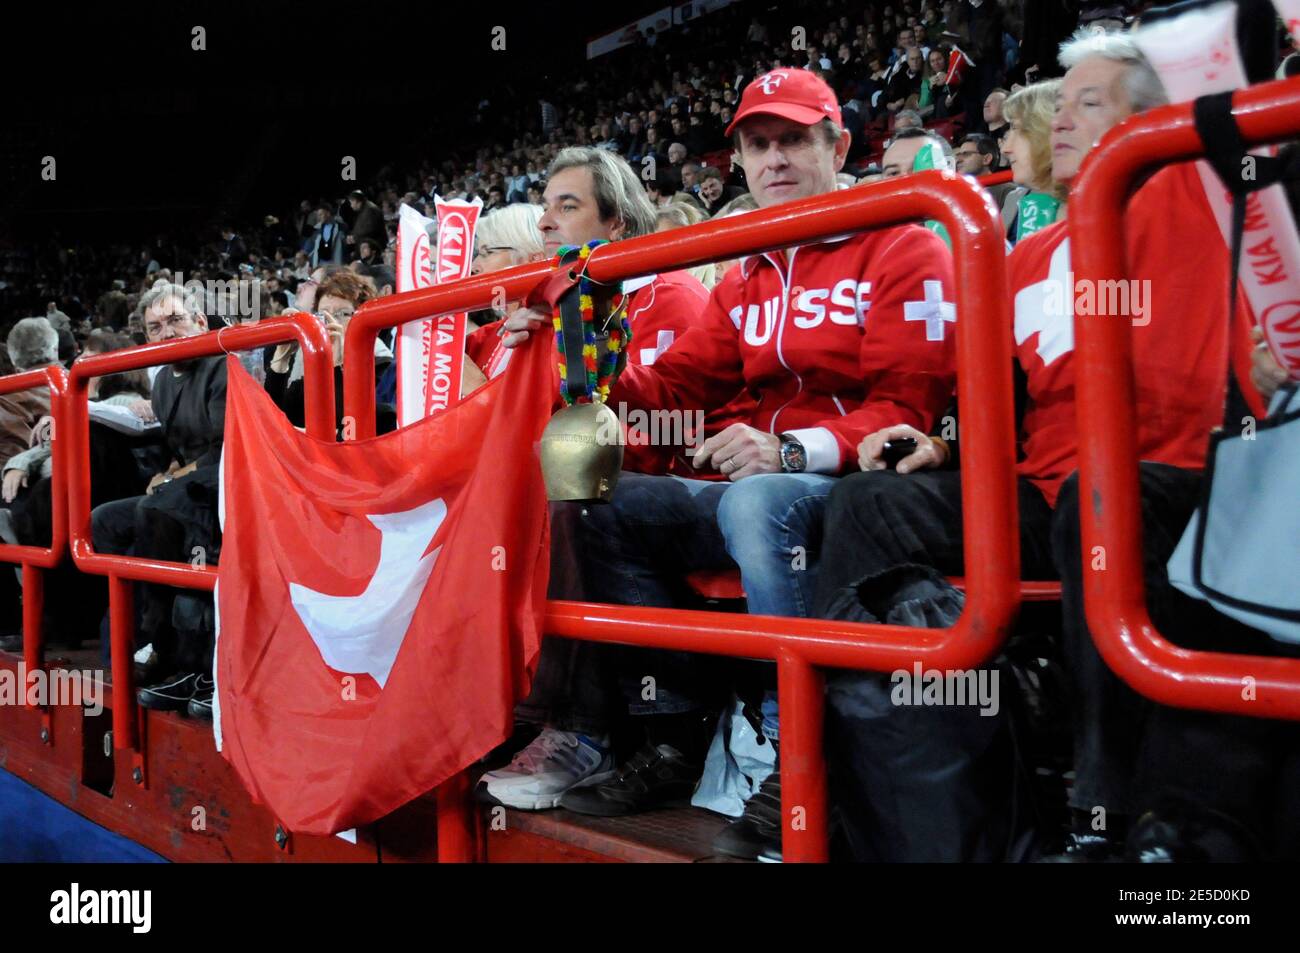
[1000,79,1067,244]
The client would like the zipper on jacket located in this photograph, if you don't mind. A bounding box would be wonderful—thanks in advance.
[768,247,803,434]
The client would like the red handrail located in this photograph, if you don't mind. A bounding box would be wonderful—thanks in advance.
[344,171,1020,861]
[1070,76,1300,720]
[0,365,68,680]
[65,315,337,763]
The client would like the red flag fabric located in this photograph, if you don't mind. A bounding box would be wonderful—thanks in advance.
[214,332,553,835]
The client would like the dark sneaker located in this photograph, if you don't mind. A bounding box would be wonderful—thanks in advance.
[187,675,215,721]
[138,673,200,713]
[559,742,700,817]
[712,762,782,860]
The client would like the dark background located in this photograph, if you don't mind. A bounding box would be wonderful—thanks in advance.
[0,0,662,245]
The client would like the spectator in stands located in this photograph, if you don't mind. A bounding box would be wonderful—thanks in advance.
[920,46,960,119]
[893,108,924,133]
[666,142,689,189]
[345,190,386,253]
[809,28,1271,863]
[266,269,405,436]
[954,131,997,176]
[489,70,955,841]
[218,225,247,268]
[984,87,1010,141]
[0,330,153,654]
[680,160,702,193]
[310,206,346,266]
[3,329,151,511]
[956,132,1017,210]
[91,284,226,716]
[0,319,59,466]
[457,203,546,341]
[885,45,928,115]
[696,166,741,216]
[1000,80,1066,244]
[0,317,62,638]
[880,127,954,177]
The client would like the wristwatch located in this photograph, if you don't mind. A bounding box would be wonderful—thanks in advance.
[778,433,807,473]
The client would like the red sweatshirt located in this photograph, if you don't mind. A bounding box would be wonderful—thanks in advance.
[611,225,958,474]
[1010,162,1257,507]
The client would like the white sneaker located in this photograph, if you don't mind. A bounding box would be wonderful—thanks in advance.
[480,728,614,810]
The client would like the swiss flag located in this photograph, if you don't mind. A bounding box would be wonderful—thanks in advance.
[213,332,553,835]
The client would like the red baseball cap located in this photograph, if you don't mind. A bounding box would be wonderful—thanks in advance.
[725,69,843,137]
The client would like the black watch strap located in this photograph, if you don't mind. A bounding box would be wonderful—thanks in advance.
[778,433,807,472]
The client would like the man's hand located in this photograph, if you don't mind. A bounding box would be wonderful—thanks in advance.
[1251,326,1290,403]
[146,471,172,496]
[2,469,27,503]
[692,423,781,481]
[126,399,156,422]
[858,424,946,474]
[500,306,549,348]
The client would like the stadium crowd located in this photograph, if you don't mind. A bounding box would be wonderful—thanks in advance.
[1,0,1297,863]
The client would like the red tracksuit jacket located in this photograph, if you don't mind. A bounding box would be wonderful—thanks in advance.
[612,224,958,474]
[1010,162,1258,507]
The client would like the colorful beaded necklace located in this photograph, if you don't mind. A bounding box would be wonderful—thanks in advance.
[552,240,630,405]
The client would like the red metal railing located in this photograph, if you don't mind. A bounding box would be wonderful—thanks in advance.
[65,315,337,779]
[0,366,68,710]
[345,171,1021,862]
[1071,76,1300,720]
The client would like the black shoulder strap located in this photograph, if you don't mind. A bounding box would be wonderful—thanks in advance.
[1190,92,1300,422]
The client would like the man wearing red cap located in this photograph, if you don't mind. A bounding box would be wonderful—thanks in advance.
[486,70,956,835]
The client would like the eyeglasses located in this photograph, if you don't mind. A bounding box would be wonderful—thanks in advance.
[144,313,194,338]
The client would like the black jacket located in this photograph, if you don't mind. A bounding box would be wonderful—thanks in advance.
[151,356,227,468]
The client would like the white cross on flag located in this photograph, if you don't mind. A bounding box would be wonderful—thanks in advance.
[903,280,956,341]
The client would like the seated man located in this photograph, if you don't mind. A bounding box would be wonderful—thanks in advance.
[0,317,61,641]
[464,146,716,474]
[488,69,956,822]
[813,30,1268,861]
[91,283,226,717]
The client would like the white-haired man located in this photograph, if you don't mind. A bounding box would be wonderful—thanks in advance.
[813,29,1272,862]
[91,284,227,718]
[488,70,956,840]
[0,318,60,465]
[0,318,61,645]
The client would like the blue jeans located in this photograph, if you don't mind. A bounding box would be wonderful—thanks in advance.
[518,471,836,728]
